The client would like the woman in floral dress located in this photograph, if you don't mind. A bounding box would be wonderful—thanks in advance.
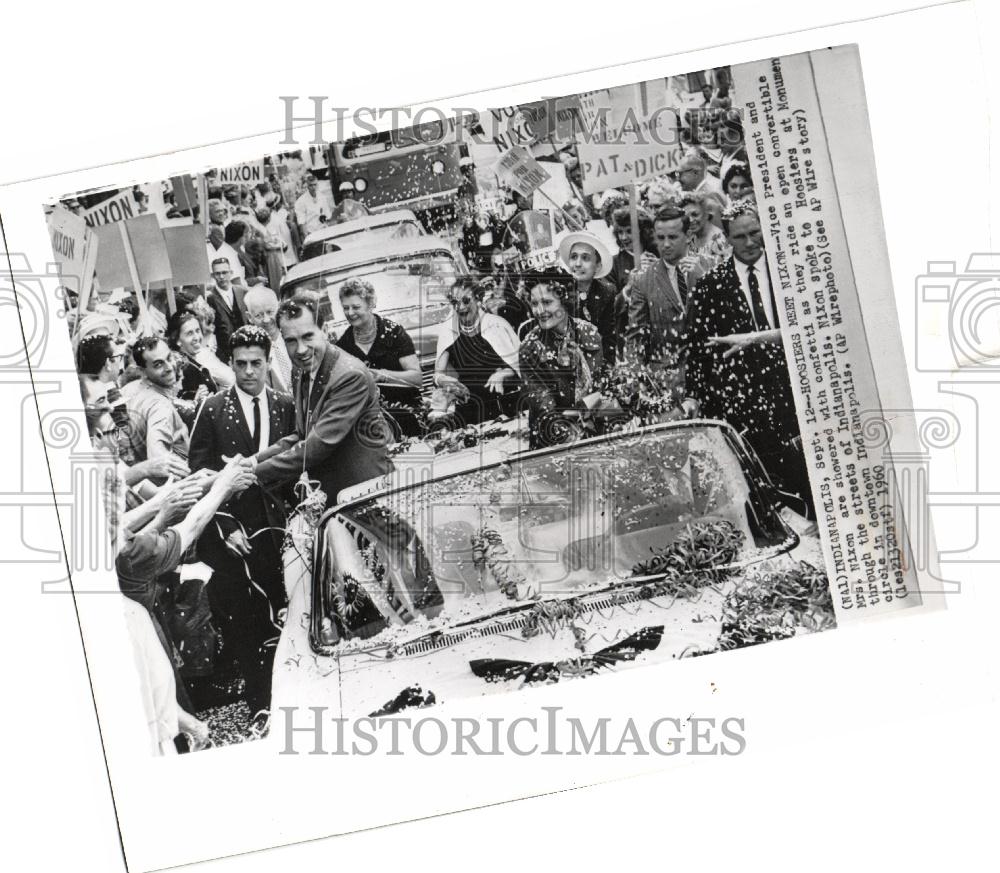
[519,277,604,449]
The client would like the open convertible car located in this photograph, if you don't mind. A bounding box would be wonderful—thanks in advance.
[272,420,831,717]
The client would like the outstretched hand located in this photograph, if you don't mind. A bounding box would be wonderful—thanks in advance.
[707,330,779,360]
[157,478,202,525]
[144,454,190,480]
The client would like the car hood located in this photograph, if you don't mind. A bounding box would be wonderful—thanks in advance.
[272,503,822,718]
[274,544,813,719]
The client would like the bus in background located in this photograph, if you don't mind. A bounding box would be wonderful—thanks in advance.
[327,115,479,225]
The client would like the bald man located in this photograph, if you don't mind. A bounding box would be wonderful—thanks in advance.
[244,285,294,394]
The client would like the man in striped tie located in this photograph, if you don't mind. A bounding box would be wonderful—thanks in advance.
[683,201,813,518]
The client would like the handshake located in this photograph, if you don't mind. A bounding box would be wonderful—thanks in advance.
[155,456,257,526]
[222,453,258,472]
[217,454,257,493]
[217,454,258,503]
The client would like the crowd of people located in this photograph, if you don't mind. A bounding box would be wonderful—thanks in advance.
[201,166,370,291]
[434,191,808,512]
[67,91,813,753]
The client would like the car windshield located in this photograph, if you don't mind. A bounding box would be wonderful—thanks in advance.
[284,252,457,332]
[316,425,793,647]
[321,221,422,252]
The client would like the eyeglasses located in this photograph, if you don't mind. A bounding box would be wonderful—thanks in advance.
[93,426,124,444]
[449,295,475,307]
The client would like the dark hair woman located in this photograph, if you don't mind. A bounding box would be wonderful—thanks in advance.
[519,277,604,449]
[433,277,521,427]
[166,310,220,426]
[722,162,754,206]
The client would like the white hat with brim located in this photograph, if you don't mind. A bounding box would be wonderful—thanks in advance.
[556,230,614,279]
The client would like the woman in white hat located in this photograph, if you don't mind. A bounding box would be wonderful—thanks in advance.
[557,229,618,364]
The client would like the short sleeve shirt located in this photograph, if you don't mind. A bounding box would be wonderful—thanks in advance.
[120,379,190,463]
[337,315,420,407]
[116,528,183,612]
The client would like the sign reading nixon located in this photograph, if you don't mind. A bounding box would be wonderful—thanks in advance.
[216,159,265,185]
[82,190,141,228]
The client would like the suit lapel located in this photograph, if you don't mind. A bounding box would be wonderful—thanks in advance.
[211,286,234,315]
[294,346,339,432]
[311,346,339,413]
[264,386,284,446]
[652,261,682,313]
[665,262,684,311]
[726,259,756,331]
[233,286,247,322]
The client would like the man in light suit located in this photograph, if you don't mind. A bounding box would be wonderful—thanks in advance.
[684,201,812,517]
[251,295,393,505]
[625,206,706,393]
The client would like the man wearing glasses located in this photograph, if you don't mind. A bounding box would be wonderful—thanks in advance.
[121,337,192,481]
[207,257,249,365]
[81,374,188,487]
[77,331,128,417]
[77,333,125,384]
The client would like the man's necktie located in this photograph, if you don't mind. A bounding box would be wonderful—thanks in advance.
[675,266,688,305]
[274,343,293,391]
[300,371,311,414]
[746,264,770,330]
[251,396,261,452]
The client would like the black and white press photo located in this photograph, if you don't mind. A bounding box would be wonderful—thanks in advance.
[38,48,925,754]
[5,4,980,865]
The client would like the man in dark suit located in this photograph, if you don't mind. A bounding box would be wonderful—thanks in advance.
[189,326,296,720]
[252,295,393,505]
[207,257,249,364]
[684,202,812,518]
